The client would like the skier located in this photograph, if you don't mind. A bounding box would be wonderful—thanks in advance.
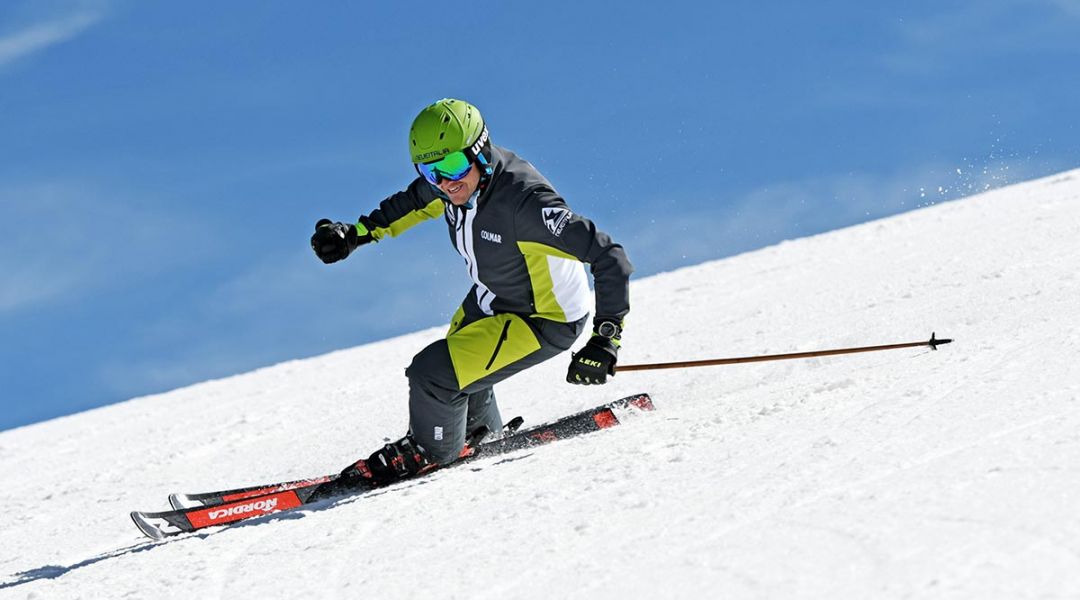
[310,99,632,484]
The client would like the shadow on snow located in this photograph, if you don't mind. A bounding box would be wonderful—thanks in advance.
[0,454,535,590]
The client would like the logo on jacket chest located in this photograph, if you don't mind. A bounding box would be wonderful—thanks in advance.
[480,230,502,244]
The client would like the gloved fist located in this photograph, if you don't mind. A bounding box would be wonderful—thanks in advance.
[310,219,373,264]
[566,320,622,385]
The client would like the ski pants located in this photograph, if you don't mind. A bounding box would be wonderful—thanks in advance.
[406,292,587,464]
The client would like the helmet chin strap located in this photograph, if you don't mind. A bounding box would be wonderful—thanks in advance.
[474,151,493,198]
[433,181,480,210]
[453,150,493,210]
[460,192,477,210]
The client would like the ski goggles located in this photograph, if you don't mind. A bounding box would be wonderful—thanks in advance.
[415,151,473,185]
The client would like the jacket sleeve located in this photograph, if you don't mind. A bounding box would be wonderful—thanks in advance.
[515,188,633,322]
[360,177,444,241]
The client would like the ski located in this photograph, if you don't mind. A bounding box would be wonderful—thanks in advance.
[132,393,653,539]
[165,416,527,511]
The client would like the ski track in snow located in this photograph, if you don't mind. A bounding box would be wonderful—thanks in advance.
[2,169,1080,599]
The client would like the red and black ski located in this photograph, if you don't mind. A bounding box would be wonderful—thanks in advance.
[167,475,338,511]
[131,393,654,539]
[165,415,527,511]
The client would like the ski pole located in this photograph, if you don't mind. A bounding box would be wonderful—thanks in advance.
[615,332,952,373]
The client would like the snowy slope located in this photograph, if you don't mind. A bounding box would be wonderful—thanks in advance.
[2,169,1079,599]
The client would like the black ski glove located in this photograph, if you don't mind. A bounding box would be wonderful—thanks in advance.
[566,319,621,385]
[310,218,374,264]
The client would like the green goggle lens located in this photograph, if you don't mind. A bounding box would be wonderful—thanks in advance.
[416,151,472,185]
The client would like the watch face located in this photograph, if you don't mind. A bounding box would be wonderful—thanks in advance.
[598,322,619,338]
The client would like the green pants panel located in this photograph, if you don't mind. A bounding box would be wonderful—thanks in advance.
[405,287,587,463]
[446,313,543,389]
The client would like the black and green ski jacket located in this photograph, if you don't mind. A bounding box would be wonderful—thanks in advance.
[359,144,632,324]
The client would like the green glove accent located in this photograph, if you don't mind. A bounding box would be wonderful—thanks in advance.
[354,220,372,242]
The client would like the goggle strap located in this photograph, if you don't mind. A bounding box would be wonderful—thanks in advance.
[463,123,489,163]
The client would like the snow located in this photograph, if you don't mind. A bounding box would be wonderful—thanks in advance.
[2,169,1080,599]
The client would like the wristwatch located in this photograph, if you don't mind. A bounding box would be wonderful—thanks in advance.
[595,320,622,340]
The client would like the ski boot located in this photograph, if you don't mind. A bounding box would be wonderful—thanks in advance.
[341,434,434,486]
[340,422,511,487]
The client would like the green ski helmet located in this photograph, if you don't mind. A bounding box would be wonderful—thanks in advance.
[409,98,490,167]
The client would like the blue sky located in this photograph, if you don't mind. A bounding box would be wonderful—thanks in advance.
[1,0,1078,431]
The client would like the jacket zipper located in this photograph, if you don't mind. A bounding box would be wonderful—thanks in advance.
[484,320,513,371]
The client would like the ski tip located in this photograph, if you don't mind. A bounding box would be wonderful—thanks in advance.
[612,393,654,412]
[630,393,655,411]
[168,493,191,511]
[130,511,167,541]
